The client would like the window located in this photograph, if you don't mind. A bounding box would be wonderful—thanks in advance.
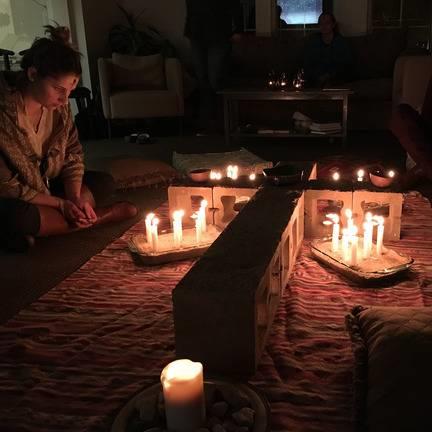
[371,0,431,50]
[277,0,333,30]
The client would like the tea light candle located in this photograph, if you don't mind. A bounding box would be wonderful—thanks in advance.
[160,359,205,432]
[210,170,222,181]
[151,217,159,252]
[145,213,155,244]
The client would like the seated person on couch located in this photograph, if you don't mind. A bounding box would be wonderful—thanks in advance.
[303,12,353,88]
[390,76,432,188]
[0,25,137,252]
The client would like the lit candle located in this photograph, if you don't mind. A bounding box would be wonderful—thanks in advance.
[375,216,385,256]
[145,213,155,244]
[227,165,239,180]
[362,212,373,259]
[357,168,365,182]
[332,171,340,181]
[325,213,340,252]
[249,173,256,181]
[199,200,208,233]
[345,209,354,231]
[210,170,222,181]
[350,226,359,266]
[151,217,159,252]
[192,213,201,245]
[341,228,350,263]
[172,210,184,248]
[160,359,205,432]
[388,170,395,178]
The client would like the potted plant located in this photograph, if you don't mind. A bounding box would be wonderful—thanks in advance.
[108,3,175,57]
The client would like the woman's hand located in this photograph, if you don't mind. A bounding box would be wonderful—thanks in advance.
[70,196,98,225]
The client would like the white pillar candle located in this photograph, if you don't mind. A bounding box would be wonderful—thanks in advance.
[199,200,208,233]
[341,228,350,263]
[345,209,353,231]
[172,210,184,248]
[193,213,201,245]
[325,213,340,252]
[362,212,373,259]
[376,216,385,256]
[145,213,155,244]
[160,359,205,432]
[350,228,359,266]
[151,217,159,252]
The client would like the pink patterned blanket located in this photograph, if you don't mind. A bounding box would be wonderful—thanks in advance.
[1,193,432,432]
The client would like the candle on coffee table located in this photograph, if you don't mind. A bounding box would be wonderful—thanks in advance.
[160,359,205,432]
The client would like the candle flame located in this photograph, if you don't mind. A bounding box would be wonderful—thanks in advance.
[388,170,395,178]
[365,212,373,221]
[249,173,256,181]
[173,210,184,220]
[332,172,340,181]
[357,169,365,177]
[323,220,332,226]
[326,213,339,223]
[200,199,208,209]
[161,359,203,382]
[145,212,155,223]
[345,209,352,219]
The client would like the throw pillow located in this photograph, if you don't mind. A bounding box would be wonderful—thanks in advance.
[111,53,165,90]
[102,158,180,189]
[346,305,432,432]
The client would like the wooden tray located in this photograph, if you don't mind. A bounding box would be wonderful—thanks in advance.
[111,380,270,432]
[128,226,221,265]
[311,238,413,282]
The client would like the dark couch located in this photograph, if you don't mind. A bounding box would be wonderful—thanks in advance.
[229,29,418,130]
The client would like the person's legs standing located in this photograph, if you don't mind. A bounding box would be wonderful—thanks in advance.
[190,39,213,131]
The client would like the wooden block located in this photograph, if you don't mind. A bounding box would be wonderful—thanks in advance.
[168,185,214,227]
[173,188,302,376]
[212,186,259,229]
[353,190,403,241]
[304,187,353,239]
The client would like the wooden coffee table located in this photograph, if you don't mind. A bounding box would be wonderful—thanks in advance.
[220,88,353,146]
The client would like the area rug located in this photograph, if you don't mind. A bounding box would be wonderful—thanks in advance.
[1,193,432,432]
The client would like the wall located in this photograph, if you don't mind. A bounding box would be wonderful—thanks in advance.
[76,0,376,91]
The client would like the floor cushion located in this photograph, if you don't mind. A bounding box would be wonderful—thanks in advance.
[97,157,180,189]
[346,305,432,432]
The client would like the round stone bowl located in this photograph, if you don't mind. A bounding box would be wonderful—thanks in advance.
[188,168,211,182]
[369,168,395,188]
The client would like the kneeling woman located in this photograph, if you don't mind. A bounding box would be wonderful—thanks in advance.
[0,26,137,251]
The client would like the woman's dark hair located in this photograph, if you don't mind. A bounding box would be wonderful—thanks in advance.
[20,25,81,78]
[318,12,340,35]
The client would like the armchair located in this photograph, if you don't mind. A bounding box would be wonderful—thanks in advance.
[98,53,184,137]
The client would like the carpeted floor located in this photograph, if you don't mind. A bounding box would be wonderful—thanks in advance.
[0,130,420,324]
[0,188,166,324]
[1,192,431,432]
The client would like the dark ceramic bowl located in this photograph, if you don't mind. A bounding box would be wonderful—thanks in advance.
[188,168,211,182]
[369,168,395,188]
[263,165,303,185]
